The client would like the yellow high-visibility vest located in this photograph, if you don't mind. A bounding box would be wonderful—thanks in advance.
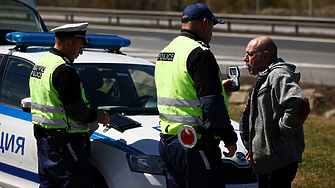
[30,53,90,133]
[155,36,228,137]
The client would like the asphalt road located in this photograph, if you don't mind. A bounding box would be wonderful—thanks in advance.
[47,22,335,86]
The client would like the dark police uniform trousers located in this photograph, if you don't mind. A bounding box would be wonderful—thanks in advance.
[35,125,93,188]
[159,137,225,188]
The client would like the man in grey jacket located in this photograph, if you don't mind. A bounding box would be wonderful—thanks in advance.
[239,36,310,188]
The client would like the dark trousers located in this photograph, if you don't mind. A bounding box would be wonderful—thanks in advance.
[257,162,299,188]
[35,126,93,188]
[159,138,225,188]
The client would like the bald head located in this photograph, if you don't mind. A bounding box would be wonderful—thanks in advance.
[250,36,278,62]
[244,36,278,75]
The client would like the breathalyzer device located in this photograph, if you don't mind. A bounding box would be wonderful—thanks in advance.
[226,66,240,92]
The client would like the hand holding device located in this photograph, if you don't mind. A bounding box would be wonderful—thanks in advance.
[226,66,240,92]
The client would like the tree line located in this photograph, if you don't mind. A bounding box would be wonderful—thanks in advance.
[34,0,335,17]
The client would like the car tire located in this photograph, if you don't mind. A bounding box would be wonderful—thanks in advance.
[91,165,109,188]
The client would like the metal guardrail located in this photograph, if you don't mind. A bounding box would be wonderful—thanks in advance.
[37,6,335,35]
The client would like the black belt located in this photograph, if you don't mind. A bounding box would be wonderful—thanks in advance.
[159,132,220,154]
[159,133,178,144]
[33,124,90,155]
[34,124,85,139]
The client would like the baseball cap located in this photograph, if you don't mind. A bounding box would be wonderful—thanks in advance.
[181,3,225,25]
[51,22,89,45]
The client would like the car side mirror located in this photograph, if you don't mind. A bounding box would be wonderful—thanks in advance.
[21,97,31,113]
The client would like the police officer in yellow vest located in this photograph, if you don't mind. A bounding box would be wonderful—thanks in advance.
[29,22,109,188]
[155,3,238,188]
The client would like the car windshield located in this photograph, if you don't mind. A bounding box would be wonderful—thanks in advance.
[0,0,43,32]
[74,63,158,115]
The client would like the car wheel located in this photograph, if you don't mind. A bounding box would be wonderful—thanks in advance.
[91,166,108,188]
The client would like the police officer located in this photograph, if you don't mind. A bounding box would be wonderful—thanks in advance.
[29,22,109,188]
[155,3,238,188]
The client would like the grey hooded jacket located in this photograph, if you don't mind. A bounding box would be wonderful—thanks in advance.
[244,58,308,174]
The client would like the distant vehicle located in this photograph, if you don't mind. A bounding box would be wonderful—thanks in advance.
[0,0,48,45]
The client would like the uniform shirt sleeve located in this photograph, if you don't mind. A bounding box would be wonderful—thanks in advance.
[53,64,97,123]
[187,47,237,146]
[187,47,222,98]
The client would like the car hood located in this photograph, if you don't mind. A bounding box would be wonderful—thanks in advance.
[91,115,249,166]
[91,115,161,155]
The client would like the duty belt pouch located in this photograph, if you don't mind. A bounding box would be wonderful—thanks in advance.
[33,124,40,140]
[195,125,214,155]
[159,133,177,145]
[50,129,67,152]
[84,133,91,158]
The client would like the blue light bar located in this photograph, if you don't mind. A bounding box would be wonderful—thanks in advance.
[6,32,131,49]
[6,32,55,46]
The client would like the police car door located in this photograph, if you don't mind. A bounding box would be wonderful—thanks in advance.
[0,54,39,187]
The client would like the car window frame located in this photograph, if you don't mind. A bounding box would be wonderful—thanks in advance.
[0,54,34,109]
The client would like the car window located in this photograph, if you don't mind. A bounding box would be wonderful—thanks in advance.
[129,66,156,98]
[0,57,33,107]
[74,63,158,115]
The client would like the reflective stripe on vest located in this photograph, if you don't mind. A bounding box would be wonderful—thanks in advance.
[31,115,87,130]
[157,97,202,124]
[31,102,65,113]
[159,113,203,124]
[30,53,90,133]
[157,97,200,108]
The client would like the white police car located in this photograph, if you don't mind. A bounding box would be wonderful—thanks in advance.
[0,31,258,188]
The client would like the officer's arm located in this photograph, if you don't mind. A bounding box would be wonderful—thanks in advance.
[53,65,97,123]
[63,98,97,123]
[199,94,237,147]
[187,48,237,146]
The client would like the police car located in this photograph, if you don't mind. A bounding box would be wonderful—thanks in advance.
[0,34,258,188]
[0,1,257,188]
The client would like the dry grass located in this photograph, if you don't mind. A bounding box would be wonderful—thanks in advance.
[292,115,335,188]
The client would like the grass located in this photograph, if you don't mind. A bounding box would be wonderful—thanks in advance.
[228,97,335,187]
[293,115,335,188]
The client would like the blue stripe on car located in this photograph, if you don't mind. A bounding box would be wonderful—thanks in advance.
[0,161,40,183]
[0,105,32,121]
[0,104,144,183]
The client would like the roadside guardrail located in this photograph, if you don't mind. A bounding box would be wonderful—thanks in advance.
[37,6,335,36]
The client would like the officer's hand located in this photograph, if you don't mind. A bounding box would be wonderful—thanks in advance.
[222,79,233,95]
[222,144,237,158]
[95,111,110,126]
[246,153,250,165]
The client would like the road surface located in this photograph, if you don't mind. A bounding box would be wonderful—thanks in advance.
[47,22,335,86]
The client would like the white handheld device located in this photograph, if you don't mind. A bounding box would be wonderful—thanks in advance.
[226,66,240,92]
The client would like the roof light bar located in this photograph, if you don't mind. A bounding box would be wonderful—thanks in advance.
[6,32,55,46]
[6,32,131,49]
[85,34,130,49]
